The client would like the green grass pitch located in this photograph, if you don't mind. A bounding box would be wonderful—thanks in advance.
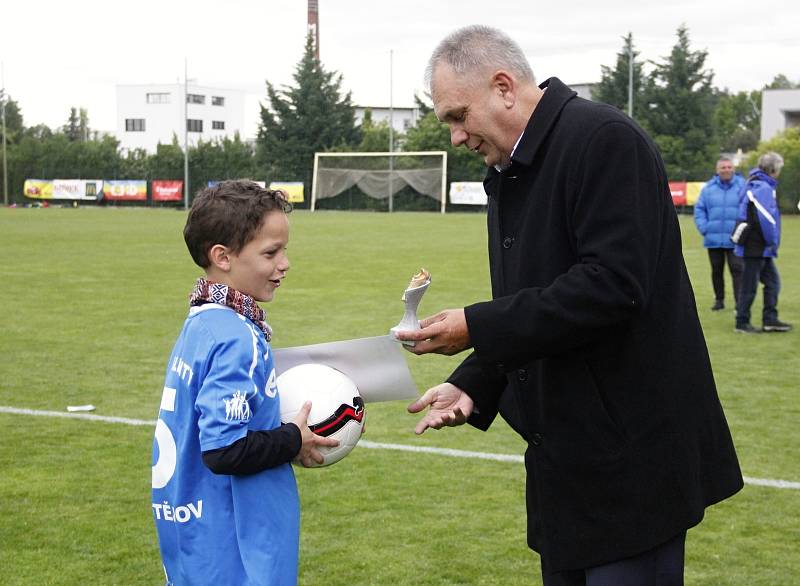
[0,207,798,584]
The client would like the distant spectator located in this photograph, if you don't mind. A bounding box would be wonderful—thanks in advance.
[694,157,745,310]
[732,152,793,333]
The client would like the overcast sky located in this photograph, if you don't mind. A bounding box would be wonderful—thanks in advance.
[2,0,798,136]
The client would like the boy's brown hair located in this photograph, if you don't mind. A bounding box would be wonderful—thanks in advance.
[184,180,292,268]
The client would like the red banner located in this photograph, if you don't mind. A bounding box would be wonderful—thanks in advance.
[668,181,687,206]
[152,180,183,202]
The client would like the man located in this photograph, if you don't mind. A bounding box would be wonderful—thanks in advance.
[694,157,745,310]
[732,151,793,333]
[396,25,743,585]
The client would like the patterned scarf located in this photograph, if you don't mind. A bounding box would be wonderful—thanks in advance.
[189,277,272,341]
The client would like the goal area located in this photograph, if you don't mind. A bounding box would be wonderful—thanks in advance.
[311,151,447,213]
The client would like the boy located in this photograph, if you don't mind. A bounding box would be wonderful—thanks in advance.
[151,180,337,585]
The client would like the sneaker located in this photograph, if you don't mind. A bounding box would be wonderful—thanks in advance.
[734,323,760,334]
[763,320,793,332]
[711,300,725,311]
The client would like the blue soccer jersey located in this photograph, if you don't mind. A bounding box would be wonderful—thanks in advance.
[152,304,299,585]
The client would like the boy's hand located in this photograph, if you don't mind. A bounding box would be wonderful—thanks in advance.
[292,401,339,467]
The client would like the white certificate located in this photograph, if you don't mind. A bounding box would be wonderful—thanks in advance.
[273,335,418,403]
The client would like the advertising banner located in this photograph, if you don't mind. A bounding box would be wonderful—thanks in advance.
[668,181,687,206]
[53,179,103,200]
[270,182,304,203]
[103,180,147,201]
[208,180,267,189]
[152,180,184,202]
[24,179,54,199]
[449,182,487,205]
[686,182,705,206]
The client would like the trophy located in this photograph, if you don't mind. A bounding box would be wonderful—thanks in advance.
[390,268,431,346]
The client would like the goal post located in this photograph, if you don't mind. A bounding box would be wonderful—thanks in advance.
[311,151,448,213]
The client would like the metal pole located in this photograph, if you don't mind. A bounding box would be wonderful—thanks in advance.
[627,41,633,119]
[1,61,8,206]
[183,58,189,210]
[388,49,394,213]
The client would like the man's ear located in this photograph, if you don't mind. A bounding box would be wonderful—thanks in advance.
[208,244,233,272]
[492,71,516,108]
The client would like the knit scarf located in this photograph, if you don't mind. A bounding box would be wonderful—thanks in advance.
[189,277,272,341]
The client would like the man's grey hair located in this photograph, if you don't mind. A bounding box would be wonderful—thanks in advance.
[758,151,784,175]
[717,156,733,164]
[425,25,535,91]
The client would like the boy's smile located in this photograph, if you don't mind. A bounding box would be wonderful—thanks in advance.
[224,211,290,303]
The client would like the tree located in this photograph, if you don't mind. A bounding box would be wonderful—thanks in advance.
[592,33,646,120]
[64,107,81,141]
[641,25,719,179]
[713,89,761,152]
[0,95,24,144]
[256,34,360,199]
[765,74,800,90]
[357,109,394,152]
[743,128,800,213]
[404,111,485,183]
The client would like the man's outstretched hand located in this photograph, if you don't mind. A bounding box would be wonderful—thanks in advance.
[407,383,474,435]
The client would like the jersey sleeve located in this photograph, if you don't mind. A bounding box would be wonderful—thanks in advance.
[195,326,262,452]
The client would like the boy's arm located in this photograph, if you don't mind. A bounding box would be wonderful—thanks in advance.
[202,423,302,475]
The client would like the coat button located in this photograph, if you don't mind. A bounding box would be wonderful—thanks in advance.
[518,369,527,381]
[531,433,543,446]
[496,363,505,375]
[502,236,514,249]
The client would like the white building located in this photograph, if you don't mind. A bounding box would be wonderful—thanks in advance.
[761,89,800,142]
[116,83,247,153]
[354,105,420,134]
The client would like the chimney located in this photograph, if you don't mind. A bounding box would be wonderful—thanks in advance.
[308,0,320,60]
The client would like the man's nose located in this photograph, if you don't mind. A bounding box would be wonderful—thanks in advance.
[450,127,468,147]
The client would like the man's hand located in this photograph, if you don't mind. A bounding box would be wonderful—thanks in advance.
[292,401,339,467]
[407,383,474,435]
[395,308,471,355]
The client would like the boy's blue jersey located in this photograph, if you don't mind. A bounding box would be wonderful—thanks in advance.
[152,304,299,586]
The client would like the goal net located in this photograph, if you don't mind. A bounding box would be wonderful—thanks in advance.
[311,151,447,213]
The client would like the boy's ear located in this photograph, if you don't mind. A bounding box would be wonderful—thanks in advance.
[207,244,233,272]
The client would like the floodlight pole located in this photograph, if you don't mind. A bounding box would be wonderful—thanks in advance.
[183,58,190,211]
[1,61,8,206]
[388,49,394,213]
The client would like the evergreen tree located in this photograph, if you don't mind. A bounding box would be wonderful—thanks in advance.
[713,89,761,153]
[592,33,646,120]
[0,95,24,144]
[641,25,719,179]
[64,107,81,141]
[404,111,485,182]
[765,74,800,90]
[256,34,360,198]
[357,109,394,152]
[78,108,90,142]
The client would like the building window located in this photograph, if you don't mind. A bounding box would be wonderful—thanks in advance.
[186,94,205,104]
[187,119,203,133]
[403,119,412,130]
[146,92,171,104]
[212,96,225,106]
[212,120,225,130]
[125,118,146,132]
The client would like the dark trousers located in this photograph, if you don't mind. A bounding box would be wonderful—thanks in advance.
[707,248,743,304]
[736,257,781,326]
[542,532,686,586]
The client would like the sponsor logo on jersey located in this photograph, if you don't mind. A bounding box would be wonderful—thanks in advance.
[152,499,203,523]
[224,390,251,422]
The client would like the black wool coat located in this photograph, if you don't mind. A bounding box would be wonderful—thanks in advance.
[448,78,743,573]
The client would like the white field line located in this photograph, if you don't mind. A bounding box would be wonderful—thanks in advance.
[2,406,798,491]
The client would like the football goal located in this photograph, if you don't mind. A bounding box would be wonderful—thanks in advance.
[311,151,448,213]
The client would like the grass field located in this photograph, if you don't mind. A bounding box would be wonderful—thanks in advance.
[0,206,798,585]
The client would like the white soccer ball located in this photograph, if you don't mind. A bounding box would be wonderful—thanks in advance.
[277,363,365,467]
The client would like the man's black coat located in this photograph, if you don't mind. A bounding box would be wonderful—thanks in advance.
[448,78,743,572]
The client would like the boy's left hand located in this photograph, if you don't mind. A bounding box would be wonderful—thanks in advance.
[292,401,339,467]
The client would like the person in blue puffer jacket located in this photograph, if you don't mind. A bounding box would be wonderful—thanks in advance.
[694,157,745,311]
[731,152,793,333]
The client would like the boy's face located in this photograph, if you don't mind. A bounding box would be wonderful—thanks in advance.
[226,211,290,303]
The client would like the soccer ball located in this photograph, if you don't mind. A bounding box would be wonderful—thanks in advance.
[277,363,365,467]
